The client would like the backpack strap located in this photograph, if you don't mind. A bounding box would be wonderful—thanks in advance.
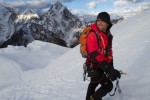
[95,32,107,55]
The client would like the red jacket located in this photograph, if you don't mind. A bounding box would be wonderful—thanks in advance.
[86,24,113,67]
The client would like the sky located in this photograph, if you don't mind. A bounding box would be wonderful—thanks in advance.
[0,0,150,17]
[0,9,150,100]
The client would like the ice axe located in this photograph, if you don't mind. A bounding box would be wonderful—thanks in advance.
[119,70,127,75]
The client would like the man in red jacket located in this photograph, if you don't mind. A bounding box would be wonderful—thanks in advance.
[85,12,121,100]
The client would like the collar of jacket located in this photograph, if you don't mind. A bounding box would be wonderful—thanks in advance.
[90,23,108,37]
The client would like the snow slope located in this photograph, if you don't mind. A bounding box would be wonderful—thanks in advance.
[0,40,70,90]
[0,9,150,100]
[111,9,150,100]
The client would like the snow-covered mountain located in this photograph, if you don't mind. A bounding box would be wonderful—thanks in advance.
[0,4,17,46]
[0,9,150,100]
[0,2,82,48]
[39,1,82,46]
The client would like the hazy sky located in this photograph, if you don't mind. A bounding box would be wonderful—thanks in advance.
[0,0,150,17]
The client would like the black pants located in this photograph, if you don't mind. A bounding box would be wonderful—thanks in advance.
[86,75,113,100]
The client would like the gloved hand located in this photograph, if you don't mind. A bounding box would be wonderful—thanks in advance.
[97,61,121,81]
[106,68,121,81]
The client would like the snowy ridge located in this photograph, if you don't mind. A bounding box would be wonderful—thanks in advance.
[0,9,150,100]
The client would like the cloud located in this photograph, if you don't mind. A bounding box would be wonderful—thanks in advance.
[1,0,149,18]
[114,0,149,7]
[0,0,74,11]
[86,0,109,9]
[126,0,143,3]
[97,0,108,3]
[109,2,150,18]
[114,0,129,6]
[112,0,150,17]
[0,0,49,10]
[109,8,139,18]
[86,1,98,9]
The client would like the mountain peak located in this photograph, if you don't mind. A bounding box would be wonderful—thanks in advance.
[23,9,37,15]
[53,1,63,7]
[51,1,65,11]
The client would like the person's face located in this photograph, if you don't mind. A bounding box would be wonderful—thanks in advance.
[96,20,109,32]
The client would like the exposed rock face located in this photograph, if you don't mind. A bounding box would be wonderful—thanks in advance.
[0,5,17,46]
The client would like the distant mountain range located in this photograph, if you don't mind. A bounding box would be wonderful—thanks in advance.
[0,1,124,48]
[78,13,124,26]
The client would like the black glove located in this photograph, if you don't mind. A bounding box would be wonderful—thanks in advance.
[97,61,121,81]
[106,68,121,81]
